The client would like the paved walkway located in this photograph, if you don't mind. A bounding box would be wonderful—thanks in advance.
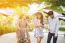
[0,32,65,43]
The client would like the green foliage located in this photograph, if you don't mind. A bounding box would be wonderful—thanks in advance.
[0,25,16,35]
[0,16,16,35]
[48,6,64,13]
[43,0,65,13]
[44,0,65,6]
[59,27,65,31]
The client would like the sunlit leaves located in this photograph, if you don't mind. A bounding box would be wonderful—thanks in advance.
[43,0,65,13]
[44,0,65,6]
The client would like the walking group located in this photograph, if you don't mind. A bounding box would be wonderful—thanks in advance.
[16,11,60,43]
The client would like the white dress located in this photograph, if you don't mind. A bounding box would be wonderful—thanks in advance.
[34,19,44,38]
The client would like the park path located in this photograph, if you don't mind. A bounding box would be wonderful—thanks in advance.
[0,31,65,43]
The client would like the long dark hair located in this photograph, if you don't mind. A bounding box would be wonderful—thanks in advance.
[35,12,44,25]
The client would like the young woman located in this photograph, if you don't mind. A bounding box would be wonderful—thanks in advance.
[16,15,30,43]
[34,12,44,43]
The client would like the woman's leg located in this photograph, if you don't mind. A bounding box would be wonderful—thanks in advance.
[16,30,21,43]
[26,31,31,43]
[36,37,42,43]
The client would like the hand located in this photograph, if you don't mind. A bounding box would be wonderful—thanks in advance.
[54,34,58,37]
[35,24,43,28]
[38,24,43,27]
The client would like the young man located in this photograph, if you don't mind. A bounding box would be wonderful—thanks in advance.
[47,11,59,43]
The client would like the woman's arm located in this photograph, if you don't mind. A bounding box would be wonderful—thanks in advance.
[16,20,21,40]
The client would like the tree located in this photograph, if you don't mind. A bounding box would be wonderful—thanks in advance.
[43,0,65,13]
[44,0,65,6]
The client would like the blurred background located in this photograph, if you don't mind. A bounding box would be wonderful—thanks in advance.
[0,0,65,35]
[0,0,65,43]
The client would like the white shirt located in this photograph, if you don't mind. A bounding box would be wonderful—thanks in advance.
[48,17,59,36]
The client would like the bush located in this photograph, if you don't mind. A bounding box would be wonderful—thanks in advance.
[59,27,65,31]
[0,25,16,35]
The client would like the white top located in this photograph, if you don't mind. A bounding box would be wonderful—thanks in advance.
[48,17,59,36]
[33,18,44,37]
[33,18,44,28]
[34,18,41,27]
